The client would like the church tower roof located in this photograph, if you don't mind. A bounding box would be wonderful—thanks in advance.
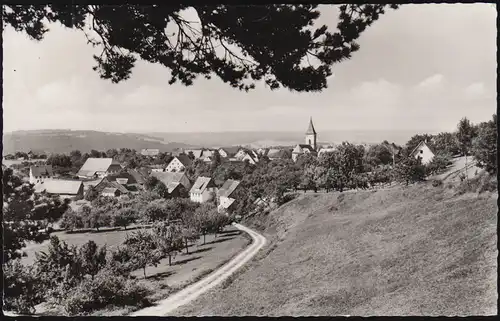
[305,117,317,135]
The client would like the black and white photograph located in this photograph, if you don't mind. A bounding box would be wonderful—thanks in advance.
[2,2,497,317]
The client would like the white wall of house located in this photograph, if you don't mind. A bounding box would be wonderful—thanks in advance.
[241,153,257,164]
[413,143,435,165]
[165,158,186,172]
[29,172,51,184]
[190,188,216,203]
[218,149,228,158]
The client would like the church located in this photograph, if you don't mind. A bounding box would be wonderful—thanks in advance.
[292,117,318,162]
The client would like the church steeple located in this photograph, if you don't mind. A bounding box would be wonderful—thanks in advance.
[305,117,317,151]
[306,117,317,135]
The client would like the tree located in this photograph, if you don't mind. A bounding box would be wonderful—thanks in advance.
[152,221,183,266]
[3,168,59,263]
[112,207,137,230]
[79,240,108,280]
[60,208,84,231]
[472,114,497,174]
[365,143,393,167]
[457,117,478,183]
[123,229,162,278]
[394,157,426,186]
[3,5,398,92]
[432,132,460,156]
[193,203,218,244]
[3,260,44,314]
[85,185,99,201]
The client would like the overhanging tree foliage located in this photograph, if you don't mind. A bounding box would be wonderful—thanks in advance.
[3,4,399,91]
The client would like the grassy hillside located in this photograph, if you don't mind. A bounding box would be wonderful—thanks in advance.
[172,182,497,316]
[3,130,197,154]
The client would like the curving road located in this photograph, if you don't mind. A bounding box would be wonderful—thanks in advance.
[130,222,267,316]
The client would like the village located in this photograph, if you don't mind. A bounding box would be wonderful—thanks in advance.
[5,117,439,215]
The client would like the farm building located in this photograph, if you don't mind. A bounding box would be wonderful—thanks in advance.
[77,158,123,179]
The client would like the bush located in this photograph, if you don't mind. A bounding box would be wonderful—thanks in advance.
[3,260,44,314]
[62,268,151,315]
[455,171,497,195]
[425,154,452,176]
[432,179,443,187]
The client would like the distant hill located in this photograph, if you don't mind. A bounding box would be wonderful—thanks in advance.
[2,130,198,155]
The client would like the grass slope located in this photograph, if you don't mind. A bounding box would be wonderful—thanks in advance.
[172,183,497,316]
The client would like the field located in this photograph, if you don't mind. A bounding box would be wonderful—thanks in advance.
[21,225,251,316]
[171,182,497,316]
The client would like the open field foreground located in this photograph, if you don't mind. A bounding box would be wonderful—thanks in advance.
[21,225,250,316]
[171,183,497,316]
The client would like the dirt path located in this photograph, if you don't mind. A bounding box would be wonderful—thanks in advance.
[130,223,267,316]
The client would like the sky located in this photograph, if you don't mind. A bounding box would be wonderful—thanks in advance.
[3,4,497,134]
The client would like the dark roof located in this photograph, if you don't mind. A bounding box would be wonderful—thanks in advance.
[175,154,192,167]
[106,172,137,184]
[190,176,215,194]
[297,144,316,152]
[151,171,187,187]
[127,169,148,184]
[218,179,241,198]
[219,146,241,156]
[306,117,317,135]
[31,165,53,177]
[94,178,129,194]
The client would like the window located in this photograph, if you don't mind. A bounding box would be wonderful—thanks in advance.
[309,139,311,145]
[420,150,423,154]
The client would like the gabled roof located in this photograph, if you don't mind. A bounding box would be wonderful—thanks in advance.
[166,182,182,194]
[94,178,129,194]
[267,149,292,159]
[410,140,435,157]
[218,179,241,198]
[102,187,119,194]
[77,158,121,177]
[151,171,187,187]
[174,154,192,167]
[127,169,148,184]
[30,165,53,177]
[306,117,317,135]
[190,176,215,194]
[34,179,83,195]
[106,172,138,185]
[293,144,316,153]
[219,146,241,157]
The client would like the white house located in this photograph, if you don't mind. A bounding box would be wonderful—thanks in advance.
[165,154,192,172]
[77,158,123,179]
[217,179,241,213]
[292,144,317,162]
[29,165,53,184]
[410,140,435,165]
[189,176,217,203]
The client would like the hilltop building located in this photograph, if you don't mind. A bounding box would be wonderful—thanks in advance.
[292,117,319,162]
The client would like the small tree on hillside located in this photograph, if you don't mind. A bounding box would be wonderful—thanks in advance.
[78,240,107,280]
[394,157,426,186]
[153,221,183,266]
[472,114,497,174]
[457,117,478,183]
[3,260,44,314]
[123,229,161,278]
[194,203,218,245]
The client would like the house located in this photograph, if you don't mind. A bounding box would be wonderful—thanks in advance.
[127,168,149,186]
[165,154,192,172]
[150,171,192,194]
[189,176,217,203]
[266,148,292,161]
[34,179,84,200]
[93,177,130,197]
[106,171,145,191]
[102,187,122,197]
[141,149,160,157]
[218,146,241,158]
[410,140,435,165]
[77,158,123,179]
[233,148,259,164]
[217,179,241,213]
[292,144,317,162]
[29,165,53,184]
